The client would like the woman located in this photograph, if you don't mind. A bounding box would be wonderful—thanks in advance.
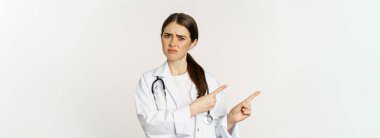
[134,13,260,138]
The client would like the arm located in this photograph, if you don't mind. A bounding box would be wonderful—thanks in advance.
[214,93,239,138]
[227,91,261,133]
[208,83,239,138]
[227,115,237,133]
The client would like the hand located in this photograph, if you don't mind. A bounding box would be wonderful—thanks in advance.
[190,85,227,116]
[227,91,261,127]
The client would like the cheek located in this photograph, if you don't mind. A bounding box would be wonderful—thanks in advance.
[161,38,167,45]
[161,40,168,54]
[161,39,169,49]
[179,41,191,50]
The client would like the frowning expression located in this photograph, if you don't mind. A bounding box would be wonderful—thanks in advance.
[161,22,197,61]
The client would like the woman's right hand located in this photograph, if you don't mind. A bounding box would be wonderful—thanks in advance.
[190,85,227,116]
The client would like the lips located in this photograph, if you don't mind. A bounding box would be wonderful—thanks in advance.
[168,49,178,54]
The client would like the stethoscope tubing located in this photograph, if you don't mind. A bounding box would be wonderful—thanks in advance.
[151,76,213,124]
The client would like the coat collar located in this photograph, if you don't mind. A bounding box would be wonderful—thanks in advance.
[153,62,170,78]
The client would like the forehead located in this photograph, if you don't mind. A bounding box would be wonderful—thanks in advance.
[163,22,190,36]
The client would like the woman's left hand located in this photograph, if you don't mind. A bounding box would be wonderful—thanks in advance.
[227,91,261,129]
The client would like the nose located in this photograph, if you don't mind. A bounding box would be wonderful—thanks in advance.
[169,37,178,47]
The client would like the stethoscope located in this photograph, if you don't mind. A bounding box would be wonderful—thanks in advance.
[151,76,213,125]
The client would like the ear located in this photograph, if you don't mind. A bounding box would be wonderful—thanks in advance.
[189,39,198,50]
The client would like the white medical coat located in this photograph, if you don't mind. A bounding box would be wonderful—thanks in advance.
[134,62,239,138]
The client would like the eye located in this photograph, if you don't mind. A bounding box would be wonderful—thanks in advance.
[163,35,170,39]
[178,37,185,41]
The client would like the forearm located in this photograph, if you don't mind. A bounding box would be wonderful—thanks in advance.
[137,105,192,135]
[227,114,236,134]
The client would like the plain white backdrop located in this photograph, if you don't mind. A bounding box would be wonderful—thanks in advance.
[1,0,379,137]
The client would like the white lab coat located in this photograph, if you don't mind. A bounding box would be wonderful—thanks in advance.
[134,62,239,138]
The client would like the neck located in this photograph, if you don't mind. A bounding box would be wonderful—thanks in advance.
[167,56,188,76]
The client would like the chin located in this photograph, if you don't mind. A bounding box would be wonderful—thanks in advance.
[165,54,185,61]
[166,57,179,61]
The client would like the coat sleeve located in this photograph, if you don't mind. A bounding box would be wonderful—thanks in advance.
[206,73,239,138]
[216,114,239,138]
[134,75,192,137]
[214,90,239,138]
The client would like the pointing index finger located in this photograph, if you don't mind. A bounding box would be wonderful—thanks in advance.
[210,84,228,96]
[245,91,261,102]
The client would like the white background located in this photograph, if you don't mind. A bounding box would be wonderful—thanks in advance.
[1,0,379,137]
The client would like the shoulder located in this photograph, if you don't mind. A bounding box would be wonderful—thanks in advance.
[141,68,156,79]
[137,66,161,86]
[134,66,162,95]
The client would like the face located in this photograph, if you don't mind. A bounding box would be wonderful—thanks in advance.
[161,22,197,61]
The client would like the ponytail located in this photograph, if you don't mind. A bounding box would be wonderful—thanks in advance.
[187,53,208,97]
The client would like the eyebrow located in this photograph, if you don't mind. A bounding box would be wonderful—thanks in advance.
[163,33,187,38]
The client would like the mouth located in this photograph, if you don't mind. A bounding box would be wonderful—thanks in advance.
[168,49,178,54]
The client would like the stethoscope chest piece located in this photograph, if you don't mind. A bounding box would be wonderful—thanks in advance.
[204,113,213,125]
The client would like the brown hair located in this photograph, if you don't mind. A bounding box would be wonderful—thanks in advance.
[161,13,208,97]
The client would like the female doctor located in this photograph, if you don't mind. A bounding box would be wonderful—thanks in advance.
[134,13,261,138]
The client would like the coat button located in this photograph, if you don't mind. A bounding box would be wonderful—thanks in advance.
[197,128,199,131]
